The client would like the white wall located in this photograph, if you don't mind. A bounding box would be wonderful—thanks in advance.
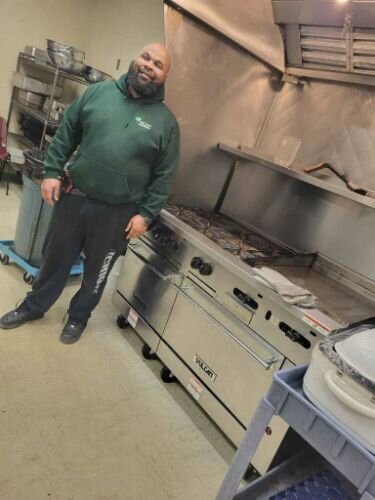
[87,0,164,78]
[0,0,91,118]
[0,0,164,119]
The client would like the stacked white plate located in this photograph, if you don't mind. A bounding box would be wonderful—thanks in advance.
[304,328,375,452]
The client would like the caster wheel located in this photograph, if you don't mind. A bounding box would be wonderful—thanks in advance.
[142,343,158,360]
[0,254,9,265]
[116,314,130,329]
[23,272,34,285]
[160,366,177,384]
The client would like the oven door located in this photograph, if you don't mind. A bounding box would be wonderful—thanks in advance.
[162,276,284,427]
[115,240,181,335]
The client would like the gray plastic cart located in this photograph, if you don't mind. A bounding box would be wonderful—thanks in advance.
[216,365,375,500]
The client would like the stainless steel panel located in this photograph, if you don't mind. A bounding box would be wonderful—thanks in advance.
[258,80,375,193]
[116,241,179,333]
[156,340,245,443]
[165,8,281,209]
[183,249,259,325]
[222,160,375,282]
[180,278,280,367]
[156,340,288,474]
[166,0,285,71]
[162,277,284,426]
[112,292,160,352]
[187,267,257,325]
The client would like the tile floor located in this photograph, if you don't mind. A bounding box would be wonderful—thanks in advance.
[0,182,235,500]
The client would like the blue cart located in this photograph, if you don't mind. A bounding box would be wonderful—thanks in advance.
[217,365,375,500]
[0,240,84,284]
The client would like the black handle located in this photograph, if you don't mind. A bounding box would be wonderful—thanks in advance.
[279,322,311,349]
[233,288,258,310]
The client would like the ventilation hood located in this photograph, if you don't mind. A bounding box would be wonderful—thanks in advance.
[272,0,375,86]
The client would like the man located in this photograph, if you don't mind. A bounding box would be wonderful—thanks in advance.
[0,43,179,344]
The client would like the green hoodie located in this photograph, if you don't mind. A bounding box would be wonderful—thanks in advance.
[44,74,180,220]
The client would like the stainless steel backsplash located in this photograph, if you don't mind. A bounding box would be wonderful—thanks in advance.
[165,4,375,282]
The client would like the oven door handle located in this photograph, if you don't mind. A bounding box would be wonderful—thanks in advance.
[128,243,182,285]
[175,286,280,370]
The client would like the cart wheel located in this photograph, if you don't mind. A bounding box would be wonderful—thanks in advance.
[0,254,9,265]
[116,314,129,329]
[142,343,158,360]
[23,272,34,285]
[160,366,177,384]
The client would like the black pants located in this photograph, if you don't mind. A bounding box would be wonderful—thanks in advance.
[25,193,137,323]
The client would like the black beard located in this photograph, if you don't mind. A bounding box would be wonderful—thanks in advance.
[127,69,162,97]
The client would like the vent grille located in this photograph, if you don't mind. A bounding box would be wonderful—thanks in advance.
[296,25,375,75]
[353,29,375,72]
[300,25,348,70]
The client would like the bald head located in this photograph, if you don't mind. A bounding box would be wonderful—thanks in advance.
[127,43,171,98]
[140,43,171,74]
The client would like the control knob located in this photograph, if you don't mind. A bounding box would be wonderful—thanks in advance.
[168,240,179,251]
[160,235,171,246]
[191,257,203,269]
[199,262,213,276]
[152,227,162,240]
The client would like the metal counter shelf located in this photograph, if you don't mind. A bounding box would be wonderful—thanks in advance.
[12,98,60,128]
[216,365,375,500]
[218,142,375,210]
[18,52,89,86]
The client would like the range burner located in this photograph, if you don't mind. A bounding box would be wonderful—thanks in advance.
[165,204,315,266]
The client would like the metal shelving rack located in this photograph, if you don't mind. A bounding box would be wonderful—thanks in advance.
[7,52,89,152]
[12,99,59,127]
[2,51,87,283]
[18,53,89,86]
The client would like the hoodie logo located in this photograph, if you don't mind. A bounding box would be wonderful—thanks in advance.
[135,116,152,130]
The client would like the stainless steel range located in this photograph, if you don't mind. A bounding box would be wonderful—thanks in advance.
[112,203,375,473]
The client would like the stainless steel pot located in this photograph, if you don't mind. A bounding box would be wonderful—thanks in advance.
[46,39,85,62]
[47,50,87,75]
[84,66,112,83]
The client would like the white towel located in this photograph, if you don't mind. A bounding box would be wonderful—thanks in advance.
[253,267,318,308]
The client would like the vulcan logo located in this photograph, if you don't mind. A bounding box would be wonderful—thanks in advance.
[193,355,217,382]
[93,250,116,295]
[135,116,152,130]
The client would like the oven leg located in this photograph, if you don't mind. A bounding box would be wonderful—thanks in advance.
[116,314,130,329]
[160,365,177,383]
[142,343,158,360]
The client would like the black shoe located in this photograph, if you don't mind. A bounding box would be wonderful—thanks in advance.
[0,302,44,330]
[60,319,86,344]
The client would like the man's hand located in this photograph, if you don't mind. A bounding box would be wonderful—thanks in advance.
[41,179,62,207]
[125,215,149,239]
